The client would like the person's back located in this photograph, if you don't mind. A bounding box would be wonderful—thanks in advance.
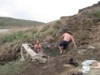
[63,33,71,42]
[58,31,77,54]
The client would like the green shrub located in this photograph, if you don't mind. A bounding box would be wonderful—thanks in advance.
[31,29,38,36]
[0,26,5,29]
[53,20,62,29]
[55,20,62,25]
[0,60,32,75]
[92,10,100,17]
[40,25,49,32]
[2,31,27,43]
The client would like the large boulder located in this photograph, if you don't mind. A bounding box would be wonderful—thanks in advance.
[32,52,48,64]
[0,42,21,65]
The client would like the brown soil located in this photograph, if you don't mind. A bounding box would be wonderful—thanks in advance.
[0,1,100,75]
[18,45,100,75]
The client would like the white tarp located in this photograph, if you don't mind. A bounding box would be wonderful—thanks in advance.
[81,60,97,73]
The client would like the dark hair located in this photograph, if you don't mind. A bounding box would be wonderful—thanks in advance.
[67,31,72,35]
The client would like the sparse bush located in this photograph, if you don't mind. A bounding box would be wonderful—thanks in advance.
[0,26,5,29]
[31,29,38,36]
[1,28,39,43]
[2,31,27,43]
[55,20,62,25]
[53,20,62,29]
[0,60,32,75]
[92,10,100,17]
[84,19,92,26]
[40,25,49,32]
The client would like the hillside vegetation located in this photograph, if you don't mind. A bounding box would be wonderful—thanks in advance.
[0,17,45,28]
[0,1,100,75]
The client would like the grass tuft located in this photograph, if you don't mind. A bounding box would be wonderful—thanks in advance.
[92,10,100,17]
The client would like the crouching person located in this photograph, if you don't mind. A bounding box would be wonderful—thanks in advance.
[34,40,42,53]
[58,31,77,54]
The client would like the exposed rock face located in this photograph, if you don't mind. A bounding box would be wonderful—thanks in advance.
[60,3,100,46]
[10,1,100,75]
[0,2,100,75]
[0,43,21,65]
[79,1,100,13]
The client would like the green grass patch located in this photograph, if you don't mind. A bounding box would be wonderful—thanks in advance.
[0,17,44,28]
[53,20,62,29]
[2,31,28,43]
[0,61,20,75]
[0,26,5,29]
[0,60,32,75]
[92,10,100,17]
[0,19,62,43]
[40,25,49,32]
[1,28,39,43]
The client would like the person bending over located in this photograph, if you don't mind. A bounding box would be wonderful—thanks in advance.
[58,31,77,54]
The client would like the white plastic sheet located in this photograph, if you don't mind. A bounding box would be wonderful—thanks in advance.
[81,60,97,73]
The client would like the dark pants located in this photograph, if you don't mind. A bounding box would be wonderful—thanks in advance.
[59,40,69,50]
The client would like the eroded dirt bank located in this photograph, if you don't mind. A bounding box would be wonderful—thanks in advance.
[0,1,100,75]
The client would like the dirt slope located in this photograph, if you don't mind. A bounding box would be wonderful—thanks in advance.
[20,1,100,75]
[0,1,100,75]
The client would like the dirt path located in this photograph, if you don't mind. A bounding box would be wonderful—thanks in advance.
[83,69,100,75]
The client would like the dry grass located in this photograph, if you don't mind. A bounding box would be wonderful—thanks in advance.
[0,27,39,43]
[0,20,63,44]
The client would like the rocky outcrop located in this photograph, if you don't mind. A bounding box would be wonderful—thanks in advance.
[60,2,100,46]
[0,1,100,75]
[0,43,21,65]
[79,1,100,13]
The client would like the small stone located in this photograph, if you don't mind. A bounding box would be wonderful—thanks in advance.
[77,49,86,54]
[38,58,47,64]
[88,46,95,49]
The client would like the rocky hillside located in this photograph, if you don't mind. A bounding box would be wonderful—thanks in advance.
[60,1,100,46]
[0,1,100,75]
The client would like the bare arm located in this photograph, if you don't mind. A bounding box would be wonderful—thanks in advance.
[34,45,36,50]
[70,36,77,48]
[40,45,42,51]
[58,34,64,41]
